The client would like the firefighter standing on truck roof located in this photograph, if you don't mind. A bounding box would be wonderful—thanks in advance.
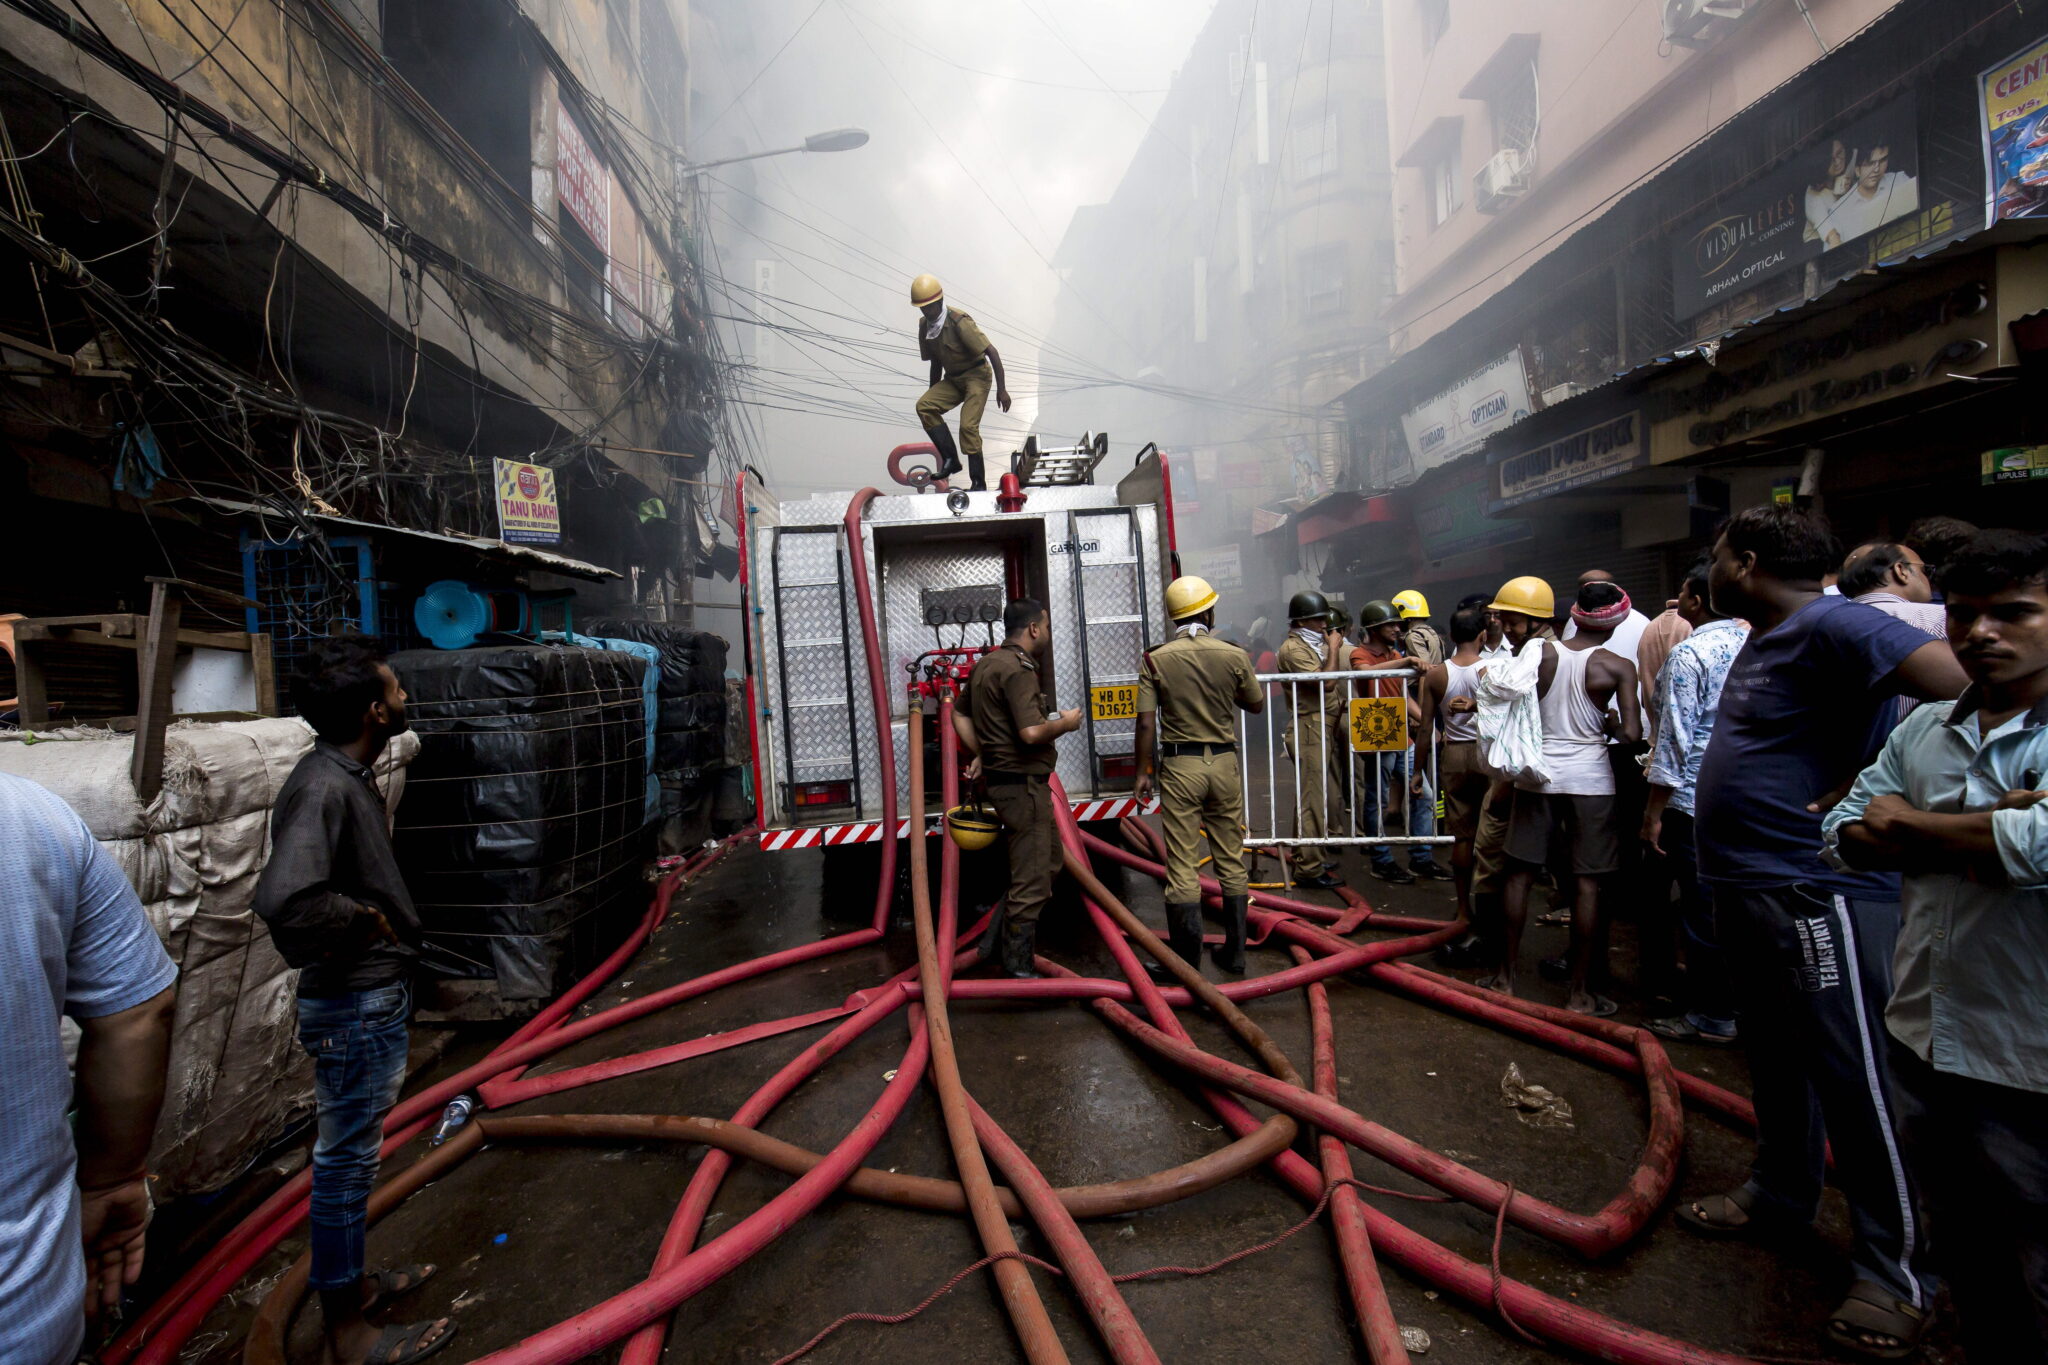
[1134,575,1265,978]
[911,274,1011,492]
[1278,590,1348,890]
[957,597,1078,978]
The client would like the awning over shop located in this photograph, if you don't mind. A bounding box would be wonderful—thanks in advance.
[1293,491,1394,545]
[190,497,623,580]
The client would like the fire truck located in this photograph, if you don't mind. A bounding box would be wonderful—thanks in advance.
[738,435,1178,853]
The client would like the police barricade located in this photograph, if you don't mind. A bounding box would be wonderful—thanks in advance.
[1237,668,1452,849]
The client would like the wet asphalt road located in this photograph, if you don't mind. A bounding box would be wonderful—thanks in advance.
[172,833,1962,1364]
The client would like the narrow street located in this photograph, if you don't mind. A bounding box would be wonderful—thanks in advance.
[175,835,1934,1364]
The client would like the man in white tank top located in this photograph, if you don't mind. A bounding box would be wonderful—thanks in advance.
[1480,581,1641,1015]
[1418,605,1493,931]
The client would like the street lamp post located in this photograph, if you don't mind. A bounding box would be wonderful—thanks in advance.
[680,127,870,178]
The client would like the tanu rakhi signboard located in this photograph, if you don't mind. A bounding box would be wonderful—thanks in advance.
[1491,411,1644,511]
[1979,37,2048,224]
[495,458,561,545]
[1671,95,1919,319]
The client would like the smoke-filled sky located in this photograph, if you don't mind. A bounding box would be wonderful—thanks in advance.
[689,0,1217,498]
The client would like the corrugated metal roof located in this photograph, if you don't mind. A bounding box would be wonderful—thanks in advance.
[190,497,623,580]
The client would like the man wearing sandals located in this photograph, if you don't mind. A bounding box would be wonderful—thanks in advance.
[1824,529,2048,1363]
[1683,507,1966,1360]
[254,638,454,1365]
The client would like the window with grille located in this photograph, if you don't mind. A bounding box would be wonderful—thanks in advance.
[1297,243,1347,319]
[1491,60,1539,159]
[1293,105,1340,183]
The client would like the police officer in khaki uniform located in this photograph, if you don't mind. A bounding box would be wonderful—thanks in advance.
[1278,589,1347,890]
[1134,575,1264,977]
[959,597,1078,977]
[911,274,1011,492]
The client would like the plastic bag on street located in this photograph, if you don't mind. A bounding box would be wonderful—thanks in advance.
[1475,645,1551,787]
[1500,1061,1575,1130]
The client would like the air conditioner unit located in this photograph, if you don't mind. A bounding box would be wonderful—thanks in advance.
[1541,381,1583,408]
[1473,148,1531,213]
[1663,0,1751,47]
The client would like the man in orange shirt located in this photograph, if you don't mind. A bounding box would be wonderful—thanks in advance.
[1350,600,1450,884]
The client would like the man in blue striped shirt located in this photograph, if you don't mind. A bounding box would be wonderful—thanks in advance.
[1642,558,1747,1044]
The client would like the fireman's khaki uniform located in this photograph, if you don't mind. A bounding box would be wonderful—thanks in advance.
[1138,632,1263,903]
[915,310,994,464]
[1402,622,1446,669]
[964,642,1061,930]
[1279,632,1346,878]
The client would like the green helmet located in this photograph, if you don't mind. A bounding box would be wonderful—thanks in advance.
[1287,590,1331,621]
[1357,599,1400,629]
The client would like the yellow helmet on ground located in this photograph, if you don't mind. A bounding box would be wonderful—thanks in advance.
[1488,576,1556,619]
[911,273,944,308]
[947,803,1000,852]
[1165,574,1219,621]
[1392,589,1430,619]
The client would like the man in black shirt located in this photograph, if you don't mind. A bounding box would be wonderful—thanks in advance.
[254,638,452,1365]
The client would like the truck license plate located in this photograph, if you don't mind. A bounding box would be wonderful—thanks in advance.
[1090,684,1137,721]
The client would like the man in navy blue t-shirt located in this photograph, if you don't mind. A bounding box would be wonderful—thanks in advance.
[1682,506,1966,1359]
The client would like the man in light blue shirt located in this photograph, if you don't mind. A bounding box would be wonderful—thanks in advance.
[1823,529,2048,1362]
[1641,558,1747,1044]
[0,773,176,1364]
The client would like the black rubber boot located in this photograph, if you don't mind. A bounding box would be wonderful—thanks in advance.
[1001,919,1042,979]
[1215,894,1251,975]
[925,421,962,479]
[976,903,1006,966]
[1146,902,1204,982]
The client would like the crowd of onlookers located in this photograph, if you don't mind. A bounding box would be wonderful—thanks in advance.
[1264,509,2045,1362]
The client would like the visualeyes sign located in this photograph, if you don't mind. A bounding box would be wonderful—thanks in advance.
[1672,94,1920,318]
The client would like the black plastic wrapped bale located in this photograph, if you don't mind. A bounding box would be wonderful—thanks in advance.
[390,646,652,1002]
[585,620,728,696]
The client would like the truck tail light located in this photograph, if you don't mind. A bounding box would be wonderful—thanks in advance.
[793,781,854,808]
[1098,754,1137,781]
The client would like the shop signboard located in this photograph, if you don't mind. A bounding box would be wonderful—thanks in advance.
[1399,350,1534,473]
[1980,37,2048,225]
[556,104,609,250]
[1490,411,1645,511]
[1414,461,1530,561]
[1982,446,2048,483]
[1187,542,1245,592]
[496,458,562,545]
[1671,95,1920,319]
[1648,271,1998,464]
[1287,434,1330,501]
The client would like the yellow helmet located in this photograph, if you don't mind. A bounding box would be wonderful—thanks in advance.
[946,803,1000,852]
[1391,589,1430,619]
[1488,575,1556,619]
[911,273,944,308]
[1164,574,1218,621]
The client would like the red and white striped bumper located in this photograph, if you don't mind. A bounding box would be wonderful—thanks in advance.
[759,796,1157,851]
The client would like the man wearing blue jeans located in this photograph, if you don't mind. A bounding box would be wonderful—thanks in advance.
[255,638,452,1365]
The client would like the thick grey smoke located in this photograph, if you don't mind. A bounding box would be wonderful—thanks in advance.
[690,0,1212,498]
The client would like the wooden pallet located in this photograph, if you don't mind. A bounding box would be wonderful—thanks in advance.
[12,577,276,799]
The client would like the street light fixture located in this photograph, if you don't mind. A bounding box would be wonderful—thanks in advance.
[681,127,870,177]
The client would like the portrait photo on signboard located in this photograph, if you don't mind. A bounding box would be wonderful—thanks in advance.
[1673,95,1918,318]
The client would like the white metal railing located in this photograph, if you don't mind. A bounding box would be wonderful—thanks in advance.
[1236,668,1451,848]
